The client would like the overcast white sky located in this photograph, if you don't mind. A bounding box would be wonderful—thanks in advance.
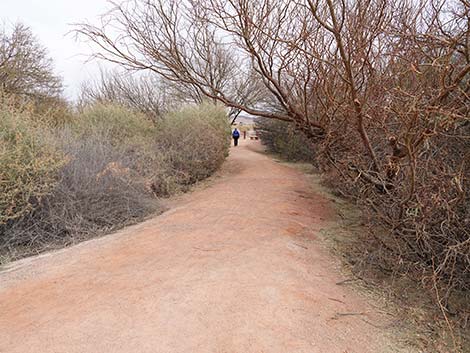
[0,0,114,99]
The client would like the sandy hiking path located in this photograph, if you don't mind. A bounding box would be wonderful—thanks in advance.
[0,140,407,353]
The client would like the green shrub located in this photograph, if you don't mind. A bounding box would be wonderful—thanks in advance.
[0,105,63,224]
[73,103,156,145]
[150,103,230,192]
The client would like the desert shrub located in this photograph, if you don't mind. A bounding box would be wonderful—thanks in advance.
[0,128,158,258]
[0,103,159,259]
[75,102,231,196]
[0,129,158,257]
[0,104,63,225]
[149,103,230,193]
[1,102,230,261]
[0,90,74,128]
[32,96,75,127]
[74,102,156,145]
[256,118,316,162]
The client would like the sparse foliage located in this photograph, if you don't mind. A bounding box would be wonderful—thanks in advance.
[0,23,62,99]
[78,69,175,120]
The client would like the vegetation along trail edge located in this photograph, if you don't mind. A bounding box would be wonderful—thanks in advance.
[0,140,412,353]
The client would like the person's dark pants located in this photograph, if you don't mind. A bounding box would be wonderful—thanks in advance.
[233,137,239,146]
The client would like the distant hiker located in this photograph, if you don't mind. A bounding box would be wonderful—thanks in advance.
[232,128,240,146]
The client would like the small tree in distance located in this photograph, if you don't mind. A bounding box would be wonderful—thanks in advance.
[0,23,62,100]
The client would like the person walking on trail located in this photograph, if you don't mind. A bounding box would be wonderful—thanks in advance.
[232,128,240,146]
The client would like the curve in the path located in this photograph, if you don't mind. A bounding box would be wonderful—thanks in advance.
[0,140,404,353]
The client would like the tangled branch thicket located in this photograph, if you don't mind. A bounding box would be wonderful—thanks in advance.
[76,0,470,323]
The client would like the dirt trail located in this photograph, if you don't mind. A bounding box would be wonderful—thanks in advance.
[0,140,407,353]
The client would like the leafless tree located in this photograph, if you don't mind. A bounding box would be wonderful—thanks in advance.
[74,0,323,133]
[0,23,62,99]
[78,69,176,120]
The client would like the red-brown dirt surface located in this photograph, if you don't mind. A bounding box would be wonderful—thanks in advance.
[0,140,410,353]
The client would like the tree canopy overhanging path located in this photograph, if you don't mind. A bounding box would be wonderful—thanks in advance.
[0,140,411,353]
